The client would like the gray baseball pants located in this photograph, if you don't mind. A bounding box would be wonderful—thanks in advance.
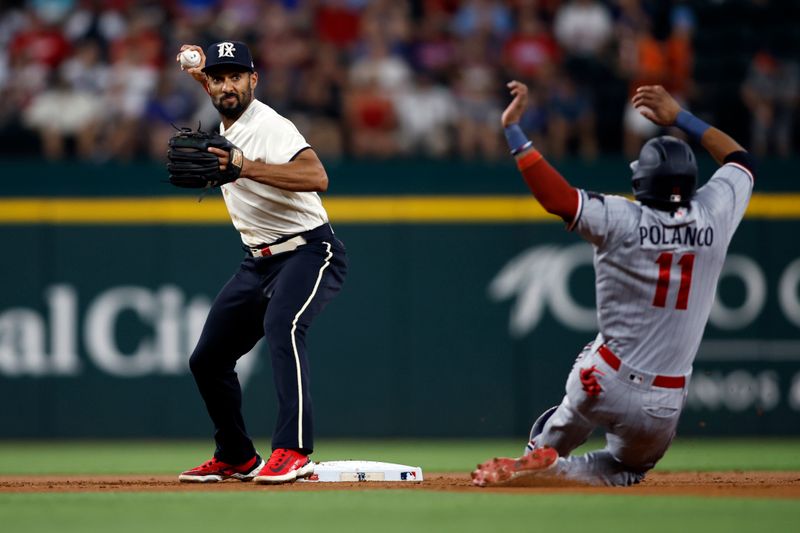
[528,342,690,486]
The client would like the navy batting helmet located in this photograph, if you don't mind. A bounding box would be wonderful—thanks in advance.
[630,136,697,209]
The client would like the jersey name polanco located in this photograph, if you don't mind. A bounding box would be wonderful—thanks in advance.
[219,99,328,246]
[571,163,754,376]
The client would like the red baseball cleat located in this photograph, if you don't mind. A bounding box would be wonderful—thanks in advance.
[253,448,314,484]
[178,454,265,483]
[471,446,559,487]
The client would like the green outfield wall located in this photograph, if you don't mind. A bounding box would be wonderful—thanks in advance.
[0,157,798,438]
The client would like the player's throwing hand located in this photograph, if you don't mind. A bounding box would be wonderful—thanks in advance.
[632,85,682,127]
[176,44,207,84]
[502,81,529,127]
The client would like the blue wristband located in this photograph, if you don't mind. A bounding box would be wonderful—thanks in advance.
[674,110,710,141]
[504,124,532,155]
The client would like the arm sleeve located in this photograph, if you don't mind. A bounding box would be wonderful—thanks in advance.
[517,153,580,225]
[723,150,756,177]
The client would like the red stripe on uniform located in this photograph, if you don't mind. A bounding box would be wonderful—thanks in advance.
[598,344,685,388]
[652,375,686,388]
[597,345,621,370]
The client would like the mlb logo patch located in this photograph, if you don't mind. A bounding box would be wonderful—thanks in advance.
[628,373,644,385]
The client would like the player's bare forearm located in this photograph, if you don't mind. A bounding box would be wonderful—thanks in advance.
[699,128,745,166]
[633,85,746,165]
[240,150,328,192]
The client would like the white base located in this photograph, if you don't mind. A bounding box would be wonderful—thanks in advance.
[298,460,423,483]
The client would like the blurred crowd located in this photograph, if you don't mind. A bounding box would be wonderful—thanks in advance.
[0,0,797,162]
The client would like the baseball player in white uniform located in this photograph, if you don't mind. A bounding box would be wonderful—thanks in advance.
[175,41,347,485]
[472,82,755,487]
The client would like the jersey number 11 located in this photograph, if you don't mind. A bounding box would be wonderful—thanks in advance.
[653,252,696,310]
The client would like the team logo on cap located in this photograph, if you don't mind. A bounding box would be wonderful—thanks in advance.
[217,42,236,58]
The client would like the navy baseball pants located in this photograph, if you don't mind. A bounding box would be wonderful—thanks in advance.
[189,223,347,465]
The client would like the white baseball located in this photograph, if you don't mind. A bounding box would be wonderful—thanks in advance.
[179,50,201,69]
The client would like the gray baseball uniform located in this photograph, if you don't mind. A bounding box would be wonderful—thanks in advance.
[527,161,754,486]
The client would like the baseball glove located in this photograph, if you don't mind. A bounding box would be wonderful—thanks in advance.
[166,127,244,188]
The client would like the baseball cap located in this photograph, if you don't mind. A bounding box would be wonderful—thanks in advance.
[202,41,255,73]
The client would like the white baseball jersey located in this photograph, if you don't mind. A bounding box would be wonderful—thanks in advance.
[571,162,754,376]
[219,99,329,246]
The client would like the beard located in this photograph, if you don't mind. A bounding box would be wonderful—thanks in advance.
[213,88,252,119]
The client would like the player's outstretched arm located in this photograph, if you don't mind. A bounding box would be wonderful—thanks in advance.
[632,85,746,166]
[502,81,579,224]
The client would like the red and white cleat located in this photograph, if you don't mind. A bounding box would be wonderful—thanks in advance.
[253,448,315,485]
[178,454,265,483]
[471,446,558,487]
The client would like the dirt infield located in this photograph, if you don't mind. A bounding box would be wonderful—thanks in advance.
[2,472,799,498]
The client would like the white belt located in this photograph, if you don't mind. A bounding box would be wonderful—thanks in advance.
[249,235,307,257]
